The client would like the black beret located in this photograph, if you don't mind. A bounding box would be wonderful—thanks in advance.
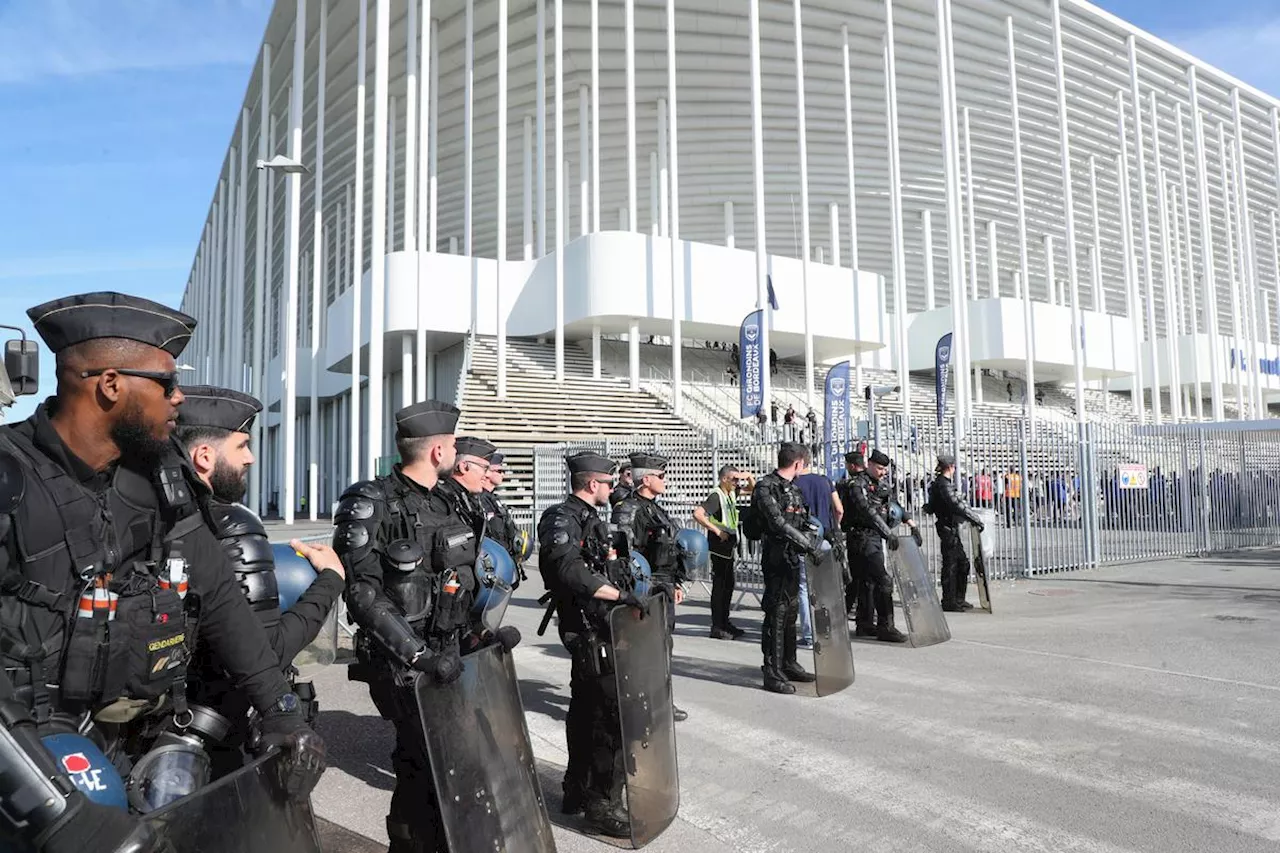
[567,451,616,476]
[395,400,460,438]
[177,385,263,433]
[628,452,668,472]
[845,451,865,466]
[868,449,892,466]
[27,291,196,357]
[455,436,497,462]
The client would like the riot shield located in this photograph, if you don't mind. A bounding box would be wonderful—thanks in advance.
[142,751,322,853]
[806,546,855,697]
[889,534,951,648]
[970,509,996,614]
[272,543,338,669]
[610,594,679,848]
[415,644,555,853]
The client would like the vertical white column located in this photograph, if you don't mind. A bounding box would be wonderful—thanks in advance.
[368,0,389,477]
[1116,95,1144,421]
[937,0,967,435]
[629,320,640,390]
[1272,210,1280,348]
[1188,69,1224,421]
[1218,123,1246,417]
[1169,181,1190,416]
[658,98,669,238]
[496,0,509,400]
[388,98,397,252]
[749,0,770,411]
[1044,235,1056,308]
[213,182,224,382]
[554,0,564,382]
[523,116,533,260]
[1150,93,1182,421]
[1007,16,1035,429]
[625,0,637,236]
[464,0,473,261]
[221,164,233,384]
[986,219,998,298]
[415,0,431,402]
[591,0,601,234]
[1128,37,1161,424]
[1232,89,1262,417]
[350,2,366,482]
[667,0,683,414]
[648,152,659,236]
[829,203,840,266]
[922,210,936,311]
[579,85,589,237]
[842,24,864,392]
[536,0,546,256]
[724,202,735,248]
[402,335,414,408]
[429,18,439,253]
[1088,154,1103,312]
[404,0,417,255]
[962,107,978,302]
[283,0,306,524]
[1175,103,1202,420]
[794,0,815,410]
[1051,0,1085,423]
[591,324,601,379]
[250,43,270,513]
[236,114,249,389]
[309,2,327,521]
[883,6,909,425]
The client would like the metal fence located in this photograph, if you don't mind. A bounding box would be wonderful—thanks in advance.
[530,418,1280,597]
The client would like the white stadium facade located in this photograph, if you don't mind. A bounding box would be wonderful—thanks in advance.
[180,0,1280,524]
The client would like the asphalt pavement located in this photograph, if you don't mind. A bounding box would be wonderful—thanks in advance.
[305,550,1280,853]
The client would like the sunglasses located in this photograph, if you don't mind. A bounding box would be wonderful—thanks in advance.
[647,471,667,480]
[81,368,181,399]
[591,477,615,487]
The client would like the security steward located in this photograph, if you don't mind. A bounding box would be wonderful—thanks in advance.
[333,401,520,853]
[845,448,918,642]
[538,450,646,837]
[611,452,688,721]
[927,453,984,612]
[748,442,821,695]
[479,451,527,585]
[174,385,345,773]
[0,292,319,853]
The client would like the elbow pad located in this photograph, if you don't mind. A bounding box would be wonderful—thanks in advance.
[347,582,426,668]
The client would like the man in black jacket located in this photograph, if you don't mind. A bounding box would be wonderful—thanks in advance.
[844,449,917,642]
[928,454,984,612]
[175,385,345,772]
[749,442,822,694]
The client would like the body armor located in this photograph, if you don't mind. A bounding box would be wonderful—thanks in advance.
[209,501,280,626]
[612,495,682,582]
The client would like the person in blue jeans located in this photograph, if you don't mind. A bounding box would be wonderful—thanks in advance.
[795,468,840,649]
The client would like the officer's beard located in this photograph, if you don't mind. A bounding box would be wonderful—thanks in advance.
[209,458,249,503]
[110,401,170,471]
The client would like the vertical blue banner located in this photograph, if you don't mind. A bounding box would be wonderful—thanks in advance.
[739,309,765,418]
[935,332,954,426]
[824,360,851,480]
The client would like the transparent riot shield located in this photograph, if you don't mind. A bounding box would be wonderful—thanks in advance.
[970,509,996,614]
[142,751,322,853]
[272,543,338,669]
[415,644,555,853]
[610,594,679,848]
[889,534,951,648]
[806,545,855,697]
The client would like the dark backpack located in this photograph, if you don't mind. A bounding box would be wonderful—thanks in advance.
[741,493,765,541]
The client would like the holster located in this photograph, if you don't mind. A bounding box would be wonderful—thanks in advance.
[565,629,614,678]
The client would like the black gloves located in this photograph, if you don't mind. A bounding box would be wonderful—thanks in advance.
[620,590,647,613]
[431,647,464,684]
[886,536,900,551]
[266,729,327,805]
[495,625,522,652]
[911,527,923,547]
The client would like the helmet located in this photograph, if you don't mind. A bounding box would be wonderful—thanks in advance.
[888,501,905,527]
[629,551,653,598]
[272,543,317,612]
[512,532,532,562]
[473,537,517,631]
[675,528,709,574]
[41,732,128,812]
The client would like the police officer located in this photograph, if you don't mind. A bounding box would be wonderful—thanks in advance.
[538,451,645,837]
[608,462,633,507]
[612,452,688,721]
[749,442,821,695]
[0,292,320,853]
[433,435,495,537]
[845,449,918,642]
[174,385,345,771]
[836,451,866,617]
[928,453,984,612]
[478,452,527,585]
[333,401,519,852]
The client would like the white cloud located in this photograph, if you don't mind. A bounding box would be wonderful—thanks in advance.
[0,0,271,83]
[1169,17,1280,99]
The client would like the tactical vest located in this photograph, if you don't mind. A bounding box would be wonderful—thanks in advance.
[0,429,195,724]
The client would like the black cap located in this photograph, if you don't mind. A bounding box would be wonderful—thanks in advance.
[618,461,632,473]
[489,452,505,467]
[628,452,668,472]
[936,453,956,469]
[868,449,892,466]
[844,451,865,466]
[27,291,196,357]
[177,386,263,433]
[395,400,460,438]
[455,436,497,462]
[567,451,616,476]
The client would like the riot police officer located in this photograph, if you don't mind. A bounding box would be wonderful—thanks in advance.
[608,462,634,507]
[836,451,866,615]
[927,453,984,612]
[538,451,645,837]
[433,435,495,537]
[748,442,821,695]
[845,449,918,642]
[0,292,320,853]
[478,452,527,584]
[333,402,519,853]
[174,385,345,771]
[612,452,688,721]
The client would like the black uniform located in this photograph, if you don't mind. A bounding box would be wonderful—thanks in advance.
[842,465,907,636]
[0,293,309,853]
[538,452,630,823]
[333,402,487,853]
[927,472,983,609]
[750,471,821,692]
[608,481,633,508]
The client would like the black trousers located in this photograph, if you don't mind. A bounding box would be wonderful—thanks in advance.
[709,552,736,630]
[938,525,969,607]
[562,645,624,808]
[848,533,895,631]
[760,548,800,677]
[368,679,447,853]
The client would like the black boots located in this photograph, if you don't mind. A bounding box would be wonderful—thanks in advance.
[782,660,816,682]
[584,800,631,838]
[762,665,796,694]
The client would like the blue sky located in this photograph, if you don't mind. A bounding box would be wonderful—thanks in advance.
[2,0,1279,422]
